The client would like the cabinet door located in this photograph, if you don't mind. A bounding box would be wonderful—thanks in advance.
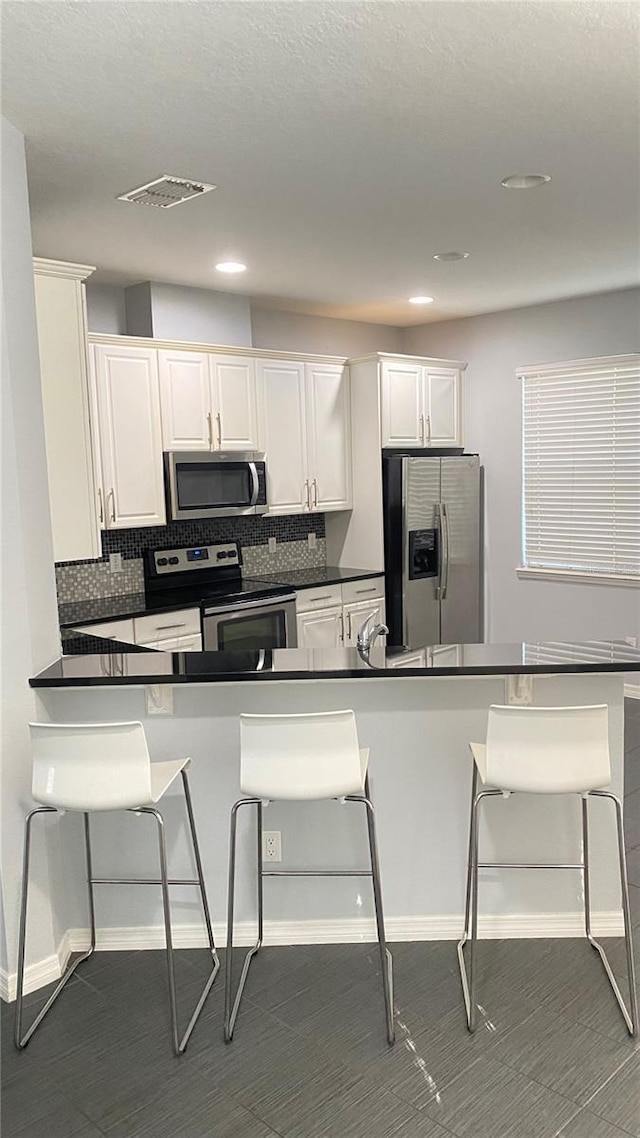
[424,367,461,447]
[210,355,259,450]
[305,364,352,511]
[343,597,386,647]
[256,360,308,514]
[159,350,211,450]
[94,345,166,528]
[380,362,423,447]
[296,606,344,649]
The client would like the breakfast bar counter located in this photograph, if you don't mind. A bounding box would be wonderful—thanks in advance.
[29,640,638,957]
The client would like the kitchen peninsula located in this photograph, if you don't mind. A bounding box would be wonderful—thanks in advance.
[30,640,638,951]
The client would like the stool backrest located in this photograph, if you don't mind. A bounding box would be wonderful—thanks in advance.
[240,710,363,800]
[485,704,610,793]
[29,722,153,811]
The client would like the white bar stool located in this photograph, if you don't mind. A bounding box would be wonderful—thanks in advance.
[457,704,638,1036]
[224,710,395,1045]
[15,722,220,1055]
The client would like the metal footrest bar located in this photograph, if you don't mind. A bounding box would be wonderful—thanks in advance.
[477,862,584,870]
[261,869,373,877]
[90,878,200,886]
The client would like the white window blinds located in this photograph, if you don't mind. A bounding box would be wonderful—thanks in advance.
[521,354,640,580]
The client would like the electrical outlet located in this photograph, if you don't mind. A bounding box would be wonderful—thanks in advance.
[268,537,277,554]
[506,674,533,705]
[146,685,174,715]
[109,552,123,574]
[308,532,317,550]
[262,831,282,862]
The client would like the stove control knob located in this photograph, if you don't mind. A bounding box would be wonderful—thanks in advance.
[217,551,228,559]
[157,557,168,567]
[168,556,179,565]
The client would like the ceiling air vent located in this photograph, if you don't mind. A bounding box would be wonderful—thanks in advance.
[117,175,217,208]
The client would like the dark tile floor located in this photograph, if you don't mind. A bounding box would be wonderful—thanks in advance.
[2,701,639,1138]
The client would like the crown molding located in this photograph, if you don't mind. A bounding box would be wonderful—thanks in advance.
[33,257,96,281]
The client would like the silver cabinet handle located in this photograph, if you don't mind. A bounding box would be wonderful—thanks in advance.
[207,412,213,448]
[303,480,310,510]
[355,586,377,595]
[426,414,431,445]
[97,487,104,524]
[420,414,425,445]
[108,488,116,522]
[339,612,345,642]
[347,611,353,640]
[310,594,334,602]
[216,412,222,448]
[312,479,318,508]
[154,623,187,631]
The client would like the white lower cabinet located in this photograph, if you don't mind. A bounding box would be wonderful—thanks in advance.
[295,578,385,650]
[72,608,202,651]
[72,617,135,644]
[296,605,344,649]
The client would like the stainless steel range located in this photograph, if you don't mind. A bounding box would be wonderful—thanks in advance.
[144,542,297,651]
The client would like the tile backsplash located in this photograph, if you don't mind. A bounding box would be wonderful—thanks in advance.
[55,514,327,606]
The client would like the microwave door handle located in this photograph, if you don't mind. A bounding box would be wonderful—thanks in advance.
[203,592,297,617]
[249,463,259,507]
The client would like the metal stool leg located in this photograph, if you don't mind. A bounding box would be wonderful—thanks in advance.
[583,791,638,1037]
[456,785,501,1032]
[363,775,394,1044]
[137,807,181,1054]
[175,768,220,1050]
[15,809,97,1050]
[457,762,478,1025]
[224,798,263,1042]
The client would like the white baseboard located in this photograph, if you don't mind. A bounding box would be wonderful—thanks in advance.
[0,910,624,1002]
[624,684,640,700]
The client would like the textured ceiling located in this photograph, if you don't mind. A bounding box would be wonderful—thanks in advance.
[2,0,639,325]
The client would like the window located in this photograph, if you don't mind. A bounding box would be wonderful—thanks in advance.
[520,354,640,584]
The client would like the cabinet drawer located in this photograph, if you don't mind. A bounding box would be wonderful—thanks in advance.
[134,607,201,644]
[341,577,385,605]
[295,583,343,613]
[73,618,135,643]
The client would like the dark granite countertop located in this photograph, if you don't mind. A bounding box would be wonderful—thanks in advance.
[31,640,640,687]
[58,567,383,628]
[250,566,383,590]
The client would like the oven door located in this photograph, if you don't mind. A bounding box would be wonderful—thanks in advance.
[166,452,268,520]
[203,594,297,651]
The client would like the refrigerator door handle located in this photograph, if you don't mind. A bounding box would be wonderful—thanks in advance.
[440,502,451,600]
[435,502,444,600]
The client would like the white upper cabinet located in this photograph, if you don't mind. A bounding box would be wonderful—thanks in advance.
[424,367,460,446]
[305,363,352,512]
[256,359,309,514]
[381,362,423,447]
[93,344,166,528]
[159,350,210,450]
[34,259,100,562]
[381,359,463,448]
[159,350,258,452]
[211,355,259,450]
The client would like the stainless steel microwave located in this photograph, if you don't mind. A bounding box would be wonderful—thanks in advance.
[164,451,268,521]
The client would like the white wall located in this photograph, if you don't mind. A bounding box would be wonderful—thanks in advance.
[403,288,640,643]
[251,307,403,356]
[85,282,126,335]
[0,117,67,981]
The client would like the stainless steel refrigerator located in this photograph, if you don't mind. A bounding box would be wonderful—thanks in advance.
[383,452,482,646]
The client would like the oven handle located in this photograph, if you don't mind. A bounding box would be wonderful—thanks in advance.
[249,463,259,507]
[203,592,297,617]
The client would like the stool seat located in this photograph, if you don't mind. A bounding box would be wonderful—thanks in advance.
[148,759,190,804]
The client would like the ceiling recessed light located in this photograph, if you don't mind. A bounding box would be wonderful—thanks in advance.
[409,296,435,305]
[501,174,552,189]
[215,261,247,273]
[433,251,470,262]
